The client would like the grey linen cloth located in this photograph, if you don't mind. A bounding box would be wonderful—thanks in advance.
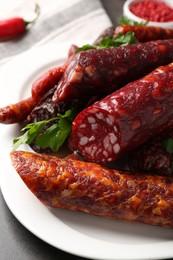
[0,0,112,67]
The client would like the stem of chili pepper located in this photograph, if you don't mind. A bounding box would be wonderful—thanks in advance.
[0,3,40,41]
[25,3,40,28]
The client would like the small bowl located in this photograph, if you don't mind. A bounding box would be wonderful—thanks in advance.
[123,0,173,29]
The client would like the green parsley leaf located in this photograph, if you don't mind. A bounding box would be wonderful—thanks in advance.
[119,15,149,26]
[98,36,115,48]
[13,108,75,152]
[13,131,30,150]
[35,124,60,152]
[13,120,48,150]
[76,32,138,53]
[57,107,75,122]
[162,138,173,154]
[75,44,97,53]
[112,32,138,46]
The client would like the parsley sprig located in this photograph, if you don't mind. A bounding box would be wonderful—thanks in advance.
[76,32,138,53]
[76,15,149,54]
[162,138,173,154]
[162,138,173,171]
[119,15,149,26]
[13,108,75,152]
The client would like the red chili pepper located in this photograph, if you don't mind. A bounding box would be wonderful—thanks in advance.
[130,0,173,22]
[0,4,40,41]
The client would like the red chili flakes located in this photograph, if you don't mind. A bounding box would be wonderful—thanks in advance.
[129,0,173,22]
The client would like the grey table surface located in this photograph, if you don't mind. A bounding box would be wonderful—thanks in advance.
[0,1,172,260]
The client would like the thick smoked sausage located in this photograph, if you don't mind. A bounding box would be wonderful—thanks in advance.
[114,25,173,42]
[70,63,173,164]
[10,150,173,228]
[53,39,173,103]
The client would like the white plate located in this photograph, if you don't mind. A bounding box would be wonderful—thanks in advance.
[0,44,173,260]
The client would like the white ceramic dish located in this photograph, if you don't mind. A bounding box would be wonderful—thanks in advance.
[0,44,173,260]
[123,0,173,28]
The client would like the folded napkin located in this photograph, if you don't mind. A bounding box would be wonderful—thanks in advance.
[0,0,112,68]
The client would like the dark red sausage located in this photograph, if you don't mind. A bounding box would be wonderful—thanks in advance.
[10,150,173,228]
[31,65,66,101]
[0,97,37,124]
[93,26,115,45]
[68,44,78,58]
[52,39,173,103]
[70,62,173,164]
[114,25,173,42]
[129,129,173,176]
[31,43,78,102]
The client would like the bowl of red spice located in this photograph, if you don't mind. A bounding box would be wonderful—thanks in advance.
[123,0,173,28]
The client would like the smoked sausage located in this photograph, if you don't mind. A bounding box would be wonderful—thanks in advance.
[31,43,78,102]
[31,65,66,102]
[129,129,173,176]
[70,62,173,164]
[0,97,37,124]
[93,26,115,45]
[52,39,173,103]
[114,25,173,42]
[10,150,173,228]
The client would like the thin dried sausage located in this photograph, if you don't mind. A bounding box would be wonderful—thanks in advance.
[70,62,173,164]
[93,26,115,45]
[52,39,173,103]
[31,65,66,101]
[114,25,173,42]
[68,44,79,58]
[31,43,78,102]
[10,150,173,228]
[0,97,37,124]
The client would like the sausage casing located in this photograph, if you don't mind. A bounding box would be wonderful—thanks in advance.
[129,129,173,176]
[70,62,173,164]
[10,150,173,228]
[31,65,66,101]
[53,39,173,102]
[0,97,37,124]
[114,25,173,42]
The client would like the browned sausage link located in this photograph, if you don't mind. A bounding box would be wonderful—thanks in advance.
[31,65,66,102]
[52,39,173,103]
[70,62,173,164]
[0,97,37,124]
[10,150,173,228]
[31,42,80,102]
[93,26,115,45]
[114,25,173,42]
[68,44,79,58]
